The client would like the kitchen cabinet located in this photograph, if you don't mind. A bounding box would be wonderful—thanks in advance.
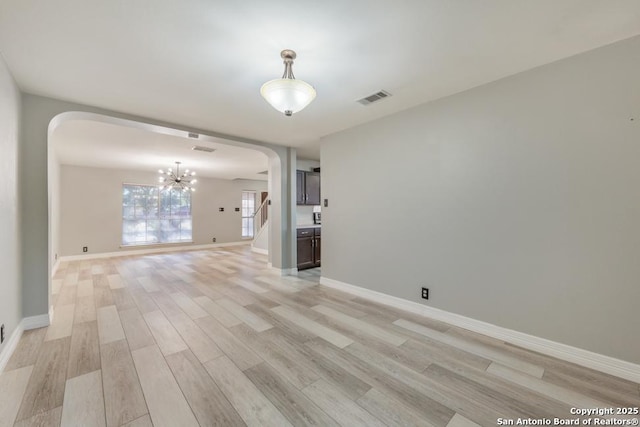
[296,170,320,205]
[297,227,320,269]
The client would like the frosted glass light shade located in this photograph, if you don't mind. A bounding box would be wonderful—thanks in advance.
[260,78,316,116]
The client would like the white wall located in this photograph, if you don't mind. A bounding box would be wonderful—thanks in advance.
[321,36,640,364]
[0,54,21,356]
[59,165,267,256]
[296,159,320,225]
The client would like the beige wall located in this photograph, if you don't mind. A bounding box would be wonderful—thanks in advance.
[0,54,21,357]
[321,36,640,364]
[59,165,267,256]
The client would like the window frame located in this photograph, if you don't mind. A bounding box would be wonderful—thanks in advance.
[121,183,193,247]
[241,190,257,239]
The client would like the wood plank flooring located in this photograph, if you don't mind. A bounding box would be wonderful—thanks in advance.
[1,245,638,427]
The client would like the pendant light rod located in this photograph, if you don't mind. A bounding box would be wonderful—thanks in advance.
[281,49,296,79]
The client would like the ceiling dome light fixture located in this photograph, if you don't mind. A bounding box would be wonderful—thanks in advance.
[158,161,197,192]
[260,49,316,116]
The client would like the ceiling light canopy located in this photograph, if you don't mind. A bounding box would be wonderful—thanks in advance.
[261,49,316,117]
[158,161,197,192]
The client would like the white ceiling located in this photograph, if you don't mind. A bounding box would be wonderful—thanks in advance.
[52,120,269,181]
[2,1,640,159]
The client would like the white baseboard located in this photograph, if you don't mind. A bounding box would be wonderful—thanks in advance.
[282,267,298,276]
[51,258,60,278]
[251,247,268,255]
[267,262,297,276]
[0,323,23,374]
[0,312,51,374]
[271,267,298,276]
[59,241,250,262]
[319,276,640,383]
[22,313,51,330]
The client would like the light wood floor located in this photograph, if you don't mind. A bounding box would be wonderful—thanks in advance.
[1,246,638,427]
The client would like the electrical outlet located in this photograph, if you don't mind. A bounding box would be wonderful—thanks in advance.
[212,237,216,243]
[235,207,240,212]
[421,287,429,299]
[82,246,88,253]
[1,324,5,344]
[219,207,224,212]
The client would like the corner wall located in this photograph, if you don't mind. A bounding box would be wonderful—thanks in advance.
[320,36,640,364]
[0,54,22,359]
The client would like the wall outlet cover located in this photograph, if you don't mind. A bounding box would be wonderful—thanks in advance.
[82,246,88,253]
[421,287,429,299]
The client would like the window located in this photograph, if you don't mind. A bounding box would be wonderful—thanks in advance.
[122,184,192,245]
[241,191,256,238]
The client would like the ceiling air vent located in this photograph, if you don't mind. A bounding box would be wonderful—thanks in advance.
[187,132,199,139]
[357,90,392,106]
[191,145,216,153]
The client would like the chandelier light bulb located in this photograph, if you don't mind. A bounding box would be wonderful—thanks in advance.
[158,161,197,192]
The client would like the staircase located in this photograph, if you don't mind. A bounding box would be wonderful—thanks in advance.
[251,196,269,254]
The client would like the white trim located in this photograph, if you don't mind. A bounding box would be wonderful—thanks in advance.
[59,241,250,262]
[282,268,298,276]
[272,267,298,276]
[51,258,60,278]
[0,311,52,374]
[319,276,640,383]
[251,247,268,255]
[0,323,23,374]
[267,262,297,276]
[22,314,51,331]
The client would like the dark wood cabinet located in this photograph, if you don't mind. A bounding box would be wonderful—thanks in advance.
[297,227,320,269]
[296,170,320,205]
[296,170,306,205]
[313,234,321,265]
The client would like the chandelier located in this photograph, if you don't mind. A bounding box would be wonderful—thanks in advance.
[158,162,197,192]
[260,49,316,116]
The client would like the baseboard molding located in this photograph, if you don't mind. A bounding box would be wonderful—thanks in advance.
[251,246,268,255]
[319,276,640,383]
[51,258,60,278]
[267,263,297,276]
[59,241,250,262]
[271,267,298,276]
[0,323,23,374]
[0,312,52,374]
[282,267,298,276]
[22,313,51,330]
